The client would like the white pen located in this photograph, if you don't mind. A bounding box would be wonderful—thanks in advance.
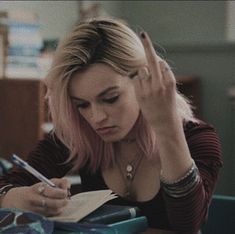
[11,154,56,187]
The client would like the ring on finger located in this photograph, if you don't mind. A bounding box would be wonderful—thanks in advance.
[41,198,47,208]
[138,67,151,80]
[38,184,46,195]
[163,66,171,73]
[139,74,150,80]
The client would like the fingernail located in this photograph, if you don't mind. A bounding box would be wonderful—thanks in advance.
[67,188,71,199]
[140,31,146,39]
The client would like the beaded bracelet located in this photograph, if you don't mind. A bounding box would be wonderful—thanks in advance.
[160,160,196,185]
[160,161,200,198]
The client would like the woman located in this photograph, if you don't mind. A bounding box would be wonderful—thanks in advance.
[0,18,222,233]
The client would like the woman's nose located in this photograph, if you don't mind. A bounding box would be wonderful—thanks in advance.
[90,105,108,124]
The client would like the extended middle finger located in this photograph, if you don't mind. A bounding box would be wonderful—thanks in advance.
[140,31,163,84]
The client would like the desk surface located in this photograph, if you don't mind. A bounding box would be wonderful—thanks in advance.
[142,229,175,234]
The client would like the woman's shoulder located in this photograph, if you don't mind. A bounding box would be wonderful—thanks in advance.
[28,131,70,162]
[26,131,72,172]
[183,119,222,158]
[183,119,223,169]
[41,132,69,151]
[183,119,217,135]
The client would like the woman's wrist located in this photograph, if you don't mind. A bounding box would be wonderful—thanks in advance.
[0,184,15,207]
[160,160,200,198]
[152,115,183,136]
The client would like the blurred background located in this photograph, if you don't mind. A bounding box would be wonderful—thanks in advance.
[0,1,235,196]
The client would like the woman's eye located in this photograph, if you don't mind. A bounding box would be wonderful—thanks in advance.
[77,102,89,109]
[104,96,119,104]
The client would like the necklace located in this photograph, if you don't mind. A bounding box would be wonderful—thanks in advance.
[117,153,144,199]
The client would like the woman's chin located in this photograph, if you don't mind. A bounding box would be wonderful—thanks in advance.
[99,134,125,143]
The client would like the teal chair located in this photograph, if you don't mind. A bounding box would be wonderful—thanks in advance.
[201,194,235,234]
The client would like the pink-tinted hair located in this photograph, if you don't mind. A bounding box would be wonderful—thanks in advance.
[44,18,195,173]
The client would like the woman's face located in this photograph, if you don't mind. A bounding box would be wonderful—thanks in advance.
[69,63,140,142]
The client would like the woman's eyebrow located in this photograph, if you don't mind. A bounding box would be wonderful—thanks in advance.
[70,96,84,102]
[97,86,119,97]
[70,86,119,101]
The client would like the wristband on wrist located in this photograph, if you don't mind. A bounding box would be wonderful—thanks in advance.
[0,184,15,198]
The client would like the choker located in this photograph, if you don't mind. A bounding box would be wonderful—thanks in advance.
[120,138,136,144]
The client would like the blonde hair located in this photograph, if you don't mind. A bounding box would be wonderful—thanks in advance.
[44,17,195,173]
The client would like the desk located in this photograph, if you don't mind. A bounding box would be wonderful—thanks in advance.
[143,229,202,234]
[53,228,176,234]
[142,229,175,234]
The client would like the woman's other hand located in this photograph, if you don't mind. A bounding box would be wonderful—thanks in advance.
[1,178,70,216]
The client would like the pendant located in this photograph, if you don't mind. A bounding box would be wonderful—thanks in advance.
[126,172,133,180]
[126,164,133,172]
[126,164,133,180]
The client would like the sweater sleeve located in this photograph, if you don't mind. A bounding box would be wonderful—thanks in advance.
[0,133,72,188]
[162,121,223,234]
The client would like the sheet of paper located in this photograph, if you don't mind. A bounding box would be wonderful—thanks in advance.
[49,189,117,222]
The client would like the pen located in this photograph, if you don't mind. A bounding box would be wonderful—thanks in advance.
[11,154,56,187]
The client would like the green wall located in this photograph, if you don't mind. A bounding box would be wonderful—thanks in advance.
[119,1,227,44]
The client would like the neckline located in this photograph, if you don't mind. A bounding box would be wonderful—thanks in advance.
[99,168,161,204]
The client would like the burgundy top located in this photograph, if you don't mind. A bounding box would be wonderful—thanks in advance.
[0,120,222,233]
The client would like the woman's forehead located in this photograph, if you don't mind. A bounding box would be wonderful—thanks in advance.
[69,64,129,98]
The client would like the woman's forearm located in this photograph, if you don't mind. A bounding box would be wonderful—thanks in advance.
[154,118,193,182]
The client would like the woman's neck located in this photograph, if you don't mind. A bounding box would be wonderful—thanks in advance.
[114,140,141,163]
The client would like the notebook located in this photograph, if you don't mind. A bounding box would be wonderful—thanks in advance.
[48,190,117,222]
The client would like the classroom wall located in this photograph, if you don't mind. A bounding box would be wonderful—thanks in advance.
[226,1,235,41]
[118,1,227,44]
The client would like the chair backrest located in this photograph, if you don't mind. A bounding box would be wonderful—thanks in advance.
[201,194,235,234]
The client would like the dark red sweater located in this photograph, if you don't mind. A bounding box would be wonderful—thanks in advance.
[0,120,222,233]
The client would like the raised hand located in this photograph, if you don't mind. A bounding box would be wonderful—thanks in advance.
[132,31,180,131]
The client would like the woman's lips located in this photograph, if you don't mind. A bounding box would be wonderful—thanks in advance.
[96,126,116,135]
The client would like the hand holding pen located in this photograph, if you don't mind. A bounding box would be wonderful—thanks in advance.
[1,154,71,216]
